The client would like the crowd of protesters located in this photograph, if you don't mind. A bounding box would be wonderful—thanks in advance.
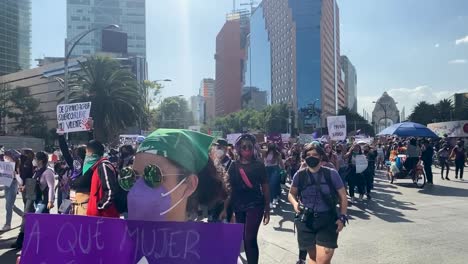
[0,127,466,264]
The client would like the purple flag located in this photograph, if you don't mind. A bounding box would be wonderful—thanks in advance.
[20,214,243,264]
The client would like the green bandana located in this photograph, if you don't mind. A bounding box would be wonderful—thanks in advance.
[83,154,99,174]
[137,129,215,174]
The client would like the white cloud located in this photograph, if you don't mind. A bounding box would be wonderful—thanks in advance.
[358,86,465,120]
[448,59,467,64]
[434,43,440,48]
[455,35,468,45]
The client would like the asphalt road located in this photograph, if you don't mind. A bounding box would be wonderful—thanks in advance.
[1,167,468,264]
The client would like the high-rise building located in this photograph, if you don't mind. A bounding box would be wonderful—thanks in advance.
[190,95,205,126]
[67,0,146,57]
[200,78,216,122]
[243,5,271,107]
[215,11,250,116]
[245,0,344,131]
[341,55,357,113]
[0,0,31,76]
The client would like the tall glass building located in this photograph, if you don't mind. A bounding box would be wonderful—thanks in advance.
[67,0,146,57]
[341,55,357,113]
[244,5,271,107]
[246,0,345,131]
[0,0,31,76]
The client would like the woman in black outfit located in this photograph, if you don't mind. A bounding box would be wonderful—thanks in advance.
[225,134,270,264]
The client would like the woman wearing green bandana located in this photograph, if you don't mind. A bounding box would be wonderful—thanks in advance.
[122,129,228,222]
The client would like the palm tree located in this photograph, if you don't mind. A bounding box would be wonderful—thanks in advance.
[64,56,145,142]
[435,98,454,122]
[408,101,437,125]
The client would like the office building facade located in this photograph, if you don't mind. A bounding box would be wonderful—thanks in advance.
[341,55,357,113]
[200,78,216,122]
[190,95,205,126]
[215,11,249,116]
[0,0,31,76]
[246,0,344,131]
[67,0,146,57]
[243,5,271,107]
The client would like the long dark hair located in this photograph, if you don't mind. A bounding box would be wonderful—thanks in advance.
[266,143,280,158]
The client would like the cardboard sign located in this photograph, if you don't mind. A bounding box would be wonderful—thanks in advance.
[57,102,92,133]
[327,116,347,141]
[21,214,243,264]
[0,161,15,187]
[355,154,368,174]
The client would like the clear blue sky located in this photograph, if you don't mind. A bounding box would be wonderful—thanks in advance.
[32,0,468,116]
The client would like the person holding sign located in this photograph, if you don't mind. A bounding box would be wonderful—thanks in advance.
[344,144,368,203]
[1,150,20,232]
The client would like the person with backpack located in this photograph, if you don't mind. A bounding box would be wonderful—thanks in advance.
[288,143,348,264]
[11,151,55,250]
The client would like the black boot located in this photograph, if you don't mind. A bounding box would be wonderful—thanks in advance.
[11,232,24,249]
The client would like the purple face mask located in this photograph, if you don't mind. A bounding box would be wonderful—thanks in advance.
[127,178,185,222]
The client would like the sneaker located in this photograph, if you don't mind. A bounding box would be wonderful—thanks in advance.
[358,194,364,201]
[350,197,355,204]
[366,194,372,200]
[1,225,11,232]
[445,177,450,181]
[296,260,306,264]
[455,176,458,179]
[441,177,445,180]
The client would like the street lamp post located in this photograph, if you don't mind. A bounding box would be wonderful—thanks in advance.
[63,24,119,105]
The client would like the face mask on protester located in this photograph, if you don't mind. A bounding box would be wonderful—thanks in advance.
[125,165,187,221]
[83,154,100,174]
[240,144,254,160]
[32,159,38,167]
[305,156,320,168]
[215,149,225,159]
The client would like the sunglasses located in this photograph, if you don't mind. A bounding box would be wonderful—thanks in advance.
[118,164,185,191]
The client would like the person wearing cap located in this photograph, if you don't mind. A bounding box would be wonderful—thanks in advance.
[213,138,232,170]
[121,129,227,223]
[224,133,270,264]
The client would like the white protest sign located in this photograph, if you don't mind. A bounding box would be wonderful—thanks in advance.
[355,154,368,174]
[227,133,242,145]
[0,161,15,187]
[327,115,347,141]
[56,102,92,133]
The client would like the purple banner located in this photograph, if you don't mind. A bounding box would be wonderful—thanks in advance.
[21,214,243,264]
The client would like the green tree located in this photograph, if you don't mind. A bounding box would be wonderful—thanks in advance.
[155,96,190,128]
[263,103,289,133]
[338,107,375,136]
[141,80,163,130]
[0,83,14,133]
[408,101,437,125]
[64,56,145,142]
[435,98,454,122]
[8,86,47,136]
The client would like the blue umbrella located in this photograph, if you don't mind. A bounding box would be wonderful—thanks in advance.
[377,122,438,138]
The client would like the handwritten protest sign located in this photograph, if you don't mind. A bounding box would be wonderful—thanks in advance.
[0,161,15,187]
[21,214,243,264]
[57,102,92,133]
[355,154,368,173]
[327,116,347,141]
